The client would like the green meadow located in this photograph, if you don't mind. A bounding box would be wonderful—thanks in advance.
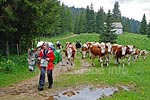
[42,32,150,100]
[0,33,150,99]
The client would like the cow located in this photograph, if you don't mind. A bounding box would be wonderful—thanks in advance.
[112,45,127,67]
[125,45,135,65]
[104,42,112,66]
[56,41,62,50]
[64,42,76,66]
[27,41,44,71]
[140,50,148,60]
[132,48,140,61]
[81,42,94,59]
[81,43,89,59]
[75,41,82,55]
[90,42,106,67]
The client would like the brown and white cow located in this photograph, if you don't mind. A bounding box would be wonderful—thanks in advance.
[81,42,94,59]
[64,42,76,66]
[125,45,135,65]
[81,43,89,59]
[140,50,148,60]
[112,45,127,67]
[132,48,140,61]
[104,42,112,66]
[90,42,106,67]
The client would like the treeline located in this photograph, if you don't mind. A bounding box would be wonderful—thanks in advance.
[1,0,149,56]
[70,5,141,34]
[0,0,73,56]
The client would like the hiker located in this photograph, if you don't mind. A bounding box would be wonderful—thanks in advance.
[38,42,55,91]
[56,41,62,50]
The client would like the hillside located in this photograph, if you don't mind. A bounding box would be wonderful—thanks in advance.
[41,32,150,50]
[0,32,150,100]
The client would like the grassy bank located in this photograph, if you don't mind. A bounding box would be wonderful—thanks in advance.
[0,54,38,88]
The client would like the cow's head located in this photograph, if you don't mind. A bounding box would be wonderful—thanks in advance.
[81,44,88,59]
[27,48,37,72]
[99,42,106,54]
[67,47,73,60]
[106,42,112,53]
[127,45,135,52]
[121,46,127,55]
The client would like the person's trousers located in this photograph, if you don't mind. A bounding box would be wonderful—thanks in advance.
[39,67,53,87]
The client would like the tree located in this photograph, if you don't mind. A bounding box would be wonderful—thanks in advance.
[0,0,62,56]
[100,10,117,43]
[121,17,130,32]
[85,3,96,33]
[96,7,105,34]
[74,15,80,34]
[112,1,121,22]
[147,22,150,38]
[60,4,73,34]
[139,14,147,35]
[78,10,86,33]
[0,0,17,57]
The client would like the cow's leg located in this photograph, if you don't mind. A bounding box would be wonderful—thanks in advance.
[65,56,69,64]
[132,55,135,62]
[92,55,96,66]
[116,57,120,65]
[122,57,125,67]
[99,57,103,67]
[106,55,109,67]
[135,55,138,61]
[114,54,118,65]
[128,56,131,65]
[89,50,92,59]
[71,57,74,66]
[144,55,146,60]
[114,57,117,65]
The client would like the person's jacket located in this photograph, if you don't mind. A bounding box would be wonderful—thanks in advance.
[38,48,55,70]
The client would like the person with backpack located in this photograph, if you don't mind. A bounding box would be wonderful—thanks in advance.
[38,42,55,91]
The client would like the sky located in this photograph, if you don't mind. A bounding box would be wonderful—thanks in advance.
[60,0,150,23]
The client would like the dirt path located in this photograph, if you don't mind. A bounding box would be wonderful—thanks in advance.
[0,56,90,100]
[59,34,77,40]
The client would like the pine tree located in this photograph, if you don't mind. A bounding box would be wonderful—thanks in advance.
[0,0,17,56]
[78,11,86,33]
[147,22,150,38]
[60,4,73,34]
[112,1,121,22]
[85,3,96,33]
[100,10,117,43]
[139,14,147,35]
[96,7,105,34]
[74,15,80,34]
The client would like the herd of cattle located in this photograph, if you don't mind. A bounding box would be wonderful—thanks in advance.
[64,41,149,67]
[28,41,149,71]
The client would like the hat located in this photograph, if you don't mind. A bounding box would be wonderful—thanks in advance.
[37,41,44,47]
[43,42,48,46]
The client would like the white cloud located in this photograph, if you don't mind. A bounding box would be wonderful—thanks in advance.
[60,0,150,22]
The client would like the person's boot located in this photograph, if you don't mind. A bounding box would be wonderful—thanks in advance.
[38,86,44,91]
[48,85,52,89]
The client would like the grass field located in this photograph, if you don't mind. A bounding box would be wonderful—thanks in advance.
[0,32,150,99]
[41,32,150,100]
